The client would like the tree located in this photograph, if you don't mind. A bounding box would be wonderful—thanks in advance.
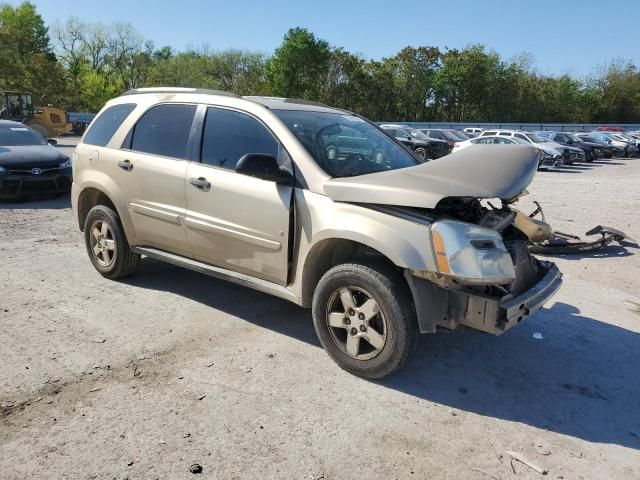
[0,1,64,104]
[265,27,330,99]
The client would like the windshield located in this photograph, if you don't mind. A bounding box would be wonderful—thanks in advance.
[448,130,470,141]
[525,133,548,143]
[409,129,430,140]
[580,135,605,144]
[274,110,419,177]
[0,126,46,146]
[566,133,582,142]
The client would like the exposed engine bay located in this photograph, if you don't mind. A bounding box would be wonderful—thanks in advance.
[433,196,637,257]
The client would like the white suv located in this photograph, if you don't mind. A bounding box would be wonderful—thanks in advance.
[479,129,583,165]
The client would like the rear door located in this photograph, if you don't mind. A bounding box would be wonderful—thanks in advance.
[117,103,197,256]
[184,106,293,285]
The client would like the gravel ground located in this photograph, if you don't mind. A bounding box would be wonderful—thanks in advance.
[1,139,639,479]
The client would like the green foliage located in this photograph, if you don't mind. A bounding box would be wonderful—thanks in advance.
[1,2,639,122]
[265,27,331,98]
[0,1,62,103]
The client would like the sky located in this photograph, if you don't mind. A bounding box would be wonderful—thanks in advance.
[13,0,640,77]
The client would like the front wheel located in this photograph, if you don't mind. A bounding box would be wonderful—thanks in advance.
[84,205,140,279]
[312,263,418,379]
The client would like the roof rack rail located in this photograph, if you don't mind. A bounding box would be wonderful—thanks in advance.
[244,96,331,108]
[123,87,240,98]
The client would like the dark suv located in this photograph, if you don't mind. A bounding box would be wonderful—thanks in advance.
[379,125,449,160]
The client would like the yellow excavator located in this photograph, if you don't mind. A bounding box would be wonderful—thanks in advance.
[0,91,72,138]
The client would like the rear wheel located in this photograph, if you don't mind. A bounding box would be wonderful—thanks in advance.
[84,205,140,279]
[312,263,418,379]
[414,146,427,160]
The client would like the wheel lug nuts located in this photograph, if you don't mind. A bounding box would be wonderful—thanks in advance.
[350,328,357,335]
[358,313,365,320]
[348,309,355,316]
[345,318,351,325]
[360,325,367,332]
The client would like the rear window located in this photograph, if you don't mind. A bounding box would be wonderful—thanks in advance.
[83,103,136,147]
[130,104,196,159]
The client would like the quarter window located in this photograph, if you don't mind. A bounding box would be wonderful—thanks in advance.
[129,104,196,159]
[201,108,278,170]
[84,103,136,147]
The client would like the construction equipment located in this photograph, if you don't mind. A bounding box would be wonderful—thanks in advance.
[1,91,72,138]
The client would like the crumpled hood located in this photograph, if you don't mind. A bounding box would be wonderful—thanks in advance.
[323,144,540,209]
[0,144,65,166]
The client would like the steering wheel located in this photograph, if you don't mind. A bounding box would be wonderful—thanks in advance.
[335,153,368,176]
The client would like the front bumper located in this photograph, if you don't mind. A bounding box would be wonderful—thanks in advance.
[0,167,72,198]
[406,261,562,335]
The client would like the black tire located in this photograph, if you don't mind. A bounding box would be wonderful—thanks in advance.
[325,145,338,160]
[84,205,140,279]
[414,146,427,160]
[312,262,418,379]
[585,150,594,162]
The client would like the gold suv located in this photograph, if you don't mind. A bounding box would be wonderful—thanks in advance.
[72,88,562,378]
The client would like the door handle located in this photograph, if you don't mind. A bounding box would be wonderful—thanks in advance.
[118,160,133,171]
[190,177,211,190]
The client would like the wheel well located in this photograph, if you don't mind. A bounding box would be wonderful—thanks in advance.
[77,188,117,231]
[301,239,402,307]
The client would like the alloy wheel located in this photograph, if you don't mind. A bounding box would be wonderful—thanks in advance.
[89,220,116,267]
[325,286,387,360]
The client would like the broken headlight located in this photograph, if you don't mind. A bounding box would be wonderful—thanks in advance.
[430,220,515,284]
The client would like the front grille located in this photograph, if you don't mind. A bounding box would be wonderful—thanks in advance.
[0,174,71,196]
[2,160,62,170]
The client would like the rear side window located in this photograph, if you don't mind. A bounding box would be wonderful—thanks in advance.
[84,103,136,147]
[130,104,196,159]
[201,107,278,170]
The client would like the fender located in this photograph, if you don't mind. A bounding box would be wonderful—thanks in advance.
[74,172,138,245]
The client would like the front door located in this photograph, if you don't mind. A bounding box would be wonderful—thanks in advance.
[185,106,292,285]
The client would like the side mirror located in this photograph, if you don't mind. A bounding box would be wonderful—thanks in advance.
[47,138,58,145]
[235,153,293,185]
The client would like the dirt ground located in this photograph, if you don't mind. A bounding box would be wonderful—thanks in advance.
[1,138,639,480]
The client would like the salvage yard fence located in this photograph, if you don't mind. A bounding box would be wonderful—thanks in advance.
[378,122,640,132]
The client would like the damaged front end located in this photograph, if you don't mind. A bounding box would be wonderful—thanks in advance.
[405,197,563,335]
[515,201,637,255]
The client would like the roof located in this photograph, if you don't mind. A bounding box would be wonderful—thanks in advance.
[0,119,27,127]
[244,96,350,114]
[122,87,240,98]
[119,88,349,114]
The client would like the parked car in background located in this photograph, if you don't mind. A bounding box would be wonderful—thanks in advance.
[616,132,640,149]
[588,132,637,157]
[419,129,467,150]
[479,129,584,164]
[0,120,72,198]
[462,127,484,137]
[595,126,625,132]
[379,124,449,160]
[535,131,603,162]
[573,133,621,158]
[454,135,561,167]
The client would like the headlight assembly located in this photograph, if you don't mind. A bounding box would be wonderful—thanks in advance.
[430,220,515,284]
[59,157,72,169]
